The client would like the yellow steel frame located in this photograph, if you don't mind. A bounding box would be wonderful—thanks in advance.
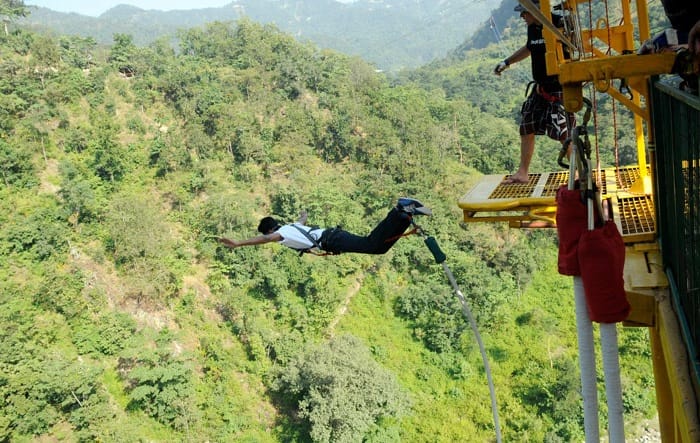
[623,244,700,441]
[511,3,696,439]
[527,0,678,194]
[538,0,673,111]
[653,296,700,442]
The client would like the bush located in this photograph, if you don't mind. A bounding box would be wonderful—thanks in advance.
[72,312,136,355]
[271,334,409,443]
[118,338,195,430]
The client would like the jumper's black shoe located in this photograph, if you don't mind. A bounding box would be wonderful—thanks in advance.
[397,197,432,216]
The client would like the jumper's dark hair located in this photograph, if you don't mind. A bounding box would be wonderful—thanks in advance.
[258,217,280,234]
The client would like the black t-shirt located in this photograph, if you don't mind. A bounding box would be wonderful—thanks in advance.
[660,0,700,35]
[527,23,562,91]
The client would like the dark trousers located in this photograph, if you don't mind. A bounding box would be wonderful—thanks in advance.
[320,208,411,254]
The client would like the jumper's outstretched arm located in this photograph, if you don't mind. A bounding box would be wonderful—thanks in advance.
[218,232,282,249]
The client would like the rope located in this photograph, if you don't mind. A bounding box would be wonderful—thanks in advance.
[384,226,419,244]
[413,221,502,443]
[612,97,624,191]
[568,110,602,443]
[574,277,601,443]
[598,6,627,440]
[583,0,603,192]
[599,0,626,193]
[441,262,502,443]
[601,323,625,442]
[604,0,613,56]
[586,1,594,60]
[489,15,502,44]
[592,86,602,190]
[565,5,627,441]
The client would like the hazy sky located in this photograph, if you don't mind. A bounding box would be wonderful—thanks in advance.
[25,0,354,17]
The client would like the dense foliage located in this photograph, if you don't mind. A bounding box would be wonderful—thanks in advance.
[0,6,658,442]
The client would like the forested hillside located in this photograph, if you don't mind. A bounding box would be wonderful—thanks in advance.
[0,10,657,443]
[21,0,501,72]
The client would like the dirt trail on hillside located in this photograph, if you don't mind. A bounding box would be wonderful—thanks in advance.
[327,278,363,337]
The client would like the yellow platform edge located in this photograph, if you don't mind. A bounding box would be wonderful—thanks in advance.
[459,167,655,243]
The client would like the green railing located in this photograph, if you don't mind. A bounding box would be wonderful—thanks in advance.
[651,77,700,386]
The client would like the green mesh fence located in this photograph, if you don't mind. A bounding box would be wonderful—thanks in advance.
[651,77,700,385]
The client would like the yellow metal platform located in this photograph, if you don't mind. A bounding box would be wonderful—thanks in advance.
[458,166,656,243]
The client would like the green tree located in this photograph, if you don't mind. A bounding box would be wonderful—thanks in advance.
[58,35,96,69]
[272,334,409,443]
[0,0,28,36]
[72,312,136,356]
[1,326,110,440]
[88,122,128,182]
[29,34,60,89]
[34,264,88,319]
[108,33,137,76]
[118,334,196,430]
[0,139,34,187]
[105,192,171,265]
[104,192,180,305]
[3,201,68,260]
[58,160,103,223]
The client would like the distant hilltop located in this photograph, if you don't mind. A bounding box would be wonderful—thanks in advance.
[21,0,503,72]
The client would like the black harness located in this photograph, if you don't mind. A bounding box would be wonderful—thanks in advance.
[290,225,327,256]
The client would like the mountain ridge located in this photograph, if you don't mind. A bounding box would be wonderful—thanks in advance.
[22,0,502,71]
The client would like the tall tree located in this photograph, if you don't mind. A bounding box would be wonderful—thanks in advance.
[108,33,137,76]
[59,35,97,69]
[272,334,409,442]
[0,0,28,36]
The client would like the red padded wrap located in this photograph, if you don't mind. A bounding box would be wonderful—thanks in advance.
[578,221,630,323]
[555,185,586,276]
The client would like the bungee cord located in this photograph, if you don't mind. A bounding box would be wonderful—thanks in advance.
[413,221,503,443]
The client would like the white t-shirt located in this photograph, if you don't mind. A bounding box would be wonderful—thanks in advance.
[277,224,324,250]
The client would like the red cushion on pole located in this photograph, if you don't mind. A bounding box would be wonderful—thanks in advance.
[556,185,587,276]
[578,221,630,323]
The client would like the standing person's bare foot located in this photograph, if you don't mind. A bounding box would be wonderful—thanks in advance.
[502,173,530,184]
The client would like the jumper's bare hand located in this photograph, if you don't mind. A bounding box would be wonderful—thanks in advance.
[217,237,240,249]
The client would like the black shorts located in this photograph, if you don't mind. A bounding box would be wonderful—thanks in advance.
[519,89,575,142]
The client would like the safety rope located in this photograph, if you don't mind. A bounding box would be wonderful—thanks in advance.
[489,15,502,44]
[602,0,626,193]
[604,0,613,56]
[590,85,602,189]
[584,1,603,192]
[384,226,420,244]
[564,5,627,442]
[585,1,594,60]
[612,96,623,191]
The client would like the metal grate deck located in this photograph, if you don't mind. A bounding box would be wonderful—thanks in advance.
[459,166,655,242]
[616,195,656,243]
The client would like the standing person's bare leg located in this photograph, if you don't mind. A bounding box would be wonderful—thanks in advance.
[503,133,535,184]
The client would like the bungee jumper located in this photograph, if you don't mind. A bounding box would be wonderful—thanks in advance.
[217,198,431,256]
[219,197,503,441]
